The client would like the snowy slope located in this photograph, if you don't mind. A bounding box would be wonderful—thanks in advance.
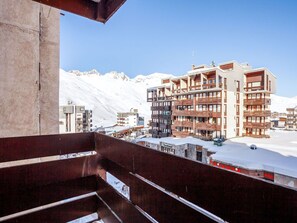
[270,94,297,113]
[59,69,173,127]
[60,69,297,127]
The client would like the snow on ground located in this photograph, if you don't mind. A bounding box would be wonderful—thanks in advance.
[229,130,297,156]
[59,69,173,127]
[215,130,297,177]
[137,130,297,178]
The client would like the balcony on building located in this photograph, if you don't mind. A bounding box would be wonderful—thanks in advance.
[244,98,271,106]
[243,110,272,117]
[243,122,271,129]
[172,77,185,94]
[244,69,276,93]
[188,70,224,92]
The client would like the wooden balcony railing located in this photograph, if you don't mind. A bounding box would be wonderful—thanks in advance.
[244,98,271,105]
[173,99,193,106]
[171,130,191,138]
[243,122,271,129]
[172,110,221,117]
[189,85,202,91]
[244,86,265,92]
[147,96,172,102]
[195,122,221,131]
[172,110,194,116]
[244,110,272,117]
[1,133,296,222]
[201,83,222,89]
[194,111,211,117]
[172,120,193,128]
[183,120,193,127]
[196,97,222,104]
[173,88,188,94]
[186,83,224,92]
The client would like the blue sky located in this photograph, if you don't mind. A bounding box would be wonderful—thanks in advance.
[60,0,297,97]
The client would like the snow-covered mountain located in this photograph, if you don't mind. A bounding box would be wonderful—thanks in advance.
[270,95,297,113]
[60,69,297,127]
[59,69,173,127]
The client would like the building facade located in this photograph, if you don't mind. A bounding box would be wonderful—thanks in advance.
[59,104,93,133]
[147,83,172,138]
[117,108,141,127]
[286,107,297,130]
[147,61,276,139]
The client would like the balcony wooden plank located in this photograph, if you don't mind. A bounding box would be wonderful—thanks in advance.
[102,159,217,223]
[97,200,121,223]
[6,195,99,223]
[0,175,98,217]
[95,133,297,223]
[0,133,95,162]
[0,155,98,195]
[97,177,152,223]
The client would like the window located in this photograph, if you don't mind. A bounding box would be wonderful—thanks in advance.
[196,151,202,161]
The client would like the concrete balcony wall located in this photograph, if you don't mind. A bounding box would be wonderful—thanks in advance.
[0,0,59,137]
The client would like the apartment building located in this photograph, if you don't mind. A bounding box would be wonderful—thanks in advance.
[286,106,297,129]
[117,108,141,127]
[147,84,172,138]
[59,104,93,133]
[147,61,276,139]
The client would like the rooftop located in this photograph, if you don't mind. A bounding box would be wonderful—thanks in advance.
[137,130,297,178]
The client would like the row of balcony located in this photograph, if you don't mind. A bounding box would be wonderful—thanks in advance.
[173,97,223,106]
[171,130,191,137]
[147,96,172,102]
[151,114,171,119]
[195,122,221,131]
[243,122,271,129]
[196,97,222,104]
[173,99,193,106]
[244,98,271,105]
[244,86,265,92]
[151,106,171,111]
[172,110,222,117]
[243,110,271,117]
[172,120,193,128]
[172,121,221,131]
[172,83,225,94]
[150,95,271,107]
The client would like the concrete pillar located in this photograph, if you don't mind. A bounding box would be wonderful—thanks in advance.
[0,0,59,137]
[39,5,60,135]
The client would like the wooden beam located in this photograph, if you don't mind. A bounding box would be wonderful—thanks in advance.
[0,132,95,162]
[32,0,126,23]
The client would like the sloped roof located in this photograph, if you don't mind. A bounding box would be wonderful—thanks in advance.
[33,0,126,23]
